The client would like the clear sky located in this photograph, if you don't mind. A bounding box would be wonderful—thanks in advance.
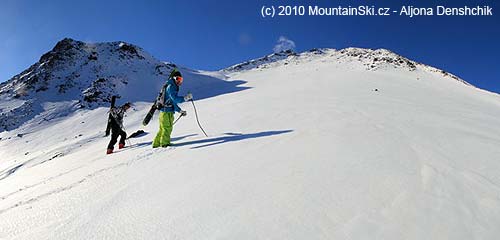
[1,0,499,93]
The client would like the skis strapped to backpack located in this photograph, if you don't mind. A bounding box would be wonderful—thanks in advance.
[105,96,117,136]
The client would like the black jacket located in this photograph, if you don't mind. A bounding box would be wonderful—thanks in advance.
[109,106,127,130]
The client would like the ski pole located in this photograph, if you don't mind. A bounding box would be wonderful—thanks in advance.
[122,126,132,146]
[173,114,183,125]
[190,98,208,137]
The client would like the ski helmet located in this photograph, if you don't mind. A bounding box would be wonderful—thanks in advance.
[172,70,182,77]
[168,68,182,79]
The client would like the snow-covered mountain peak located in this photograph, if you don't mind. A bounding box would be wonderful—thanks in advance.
[223,47,470,87]
[1,38,161,99]
[0,38,252,132]
[0,38,174,131]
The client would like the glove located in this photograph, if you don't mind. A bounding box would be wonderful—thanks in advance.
[180,110,187,116]
[184,93,193,101]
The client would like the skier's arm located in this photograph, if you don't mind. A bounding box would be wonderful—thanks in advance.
[166,85,185,104]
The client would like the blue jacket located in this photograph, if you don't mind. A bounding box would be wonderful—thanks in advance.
[160,78,185,113]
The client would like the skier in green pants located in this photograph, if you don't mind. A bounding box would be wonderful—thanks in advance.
[153,70,192,148]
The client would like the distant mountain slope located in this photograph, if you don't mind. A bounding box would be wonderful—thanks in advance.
[0,38,172,131]
[224,47,471,87]
[0,38,246,132]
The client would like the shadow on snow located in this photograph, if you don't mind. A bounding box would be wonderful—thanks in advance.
[174,130,293,149]
[129,133,198,148]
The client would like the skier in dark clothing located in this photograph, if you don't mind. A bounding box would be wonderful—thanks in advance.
[107,102,131,154]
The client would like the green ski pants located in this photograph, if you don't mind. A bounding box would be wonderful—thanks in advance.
[153,111,174,148]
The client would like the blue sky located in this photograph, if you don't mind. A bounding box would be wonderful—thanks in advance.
[1,0,499,93]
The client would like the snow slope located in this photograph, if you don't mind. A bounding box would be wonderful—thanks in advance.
[1,43,500,239]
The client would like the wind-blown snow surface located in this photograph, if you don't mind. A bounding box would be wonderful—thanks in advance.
[1,49,500,239]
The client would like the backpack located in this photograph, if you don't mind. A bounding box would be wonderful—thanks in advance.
[156,68,181,109]
[155,83,168,109]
